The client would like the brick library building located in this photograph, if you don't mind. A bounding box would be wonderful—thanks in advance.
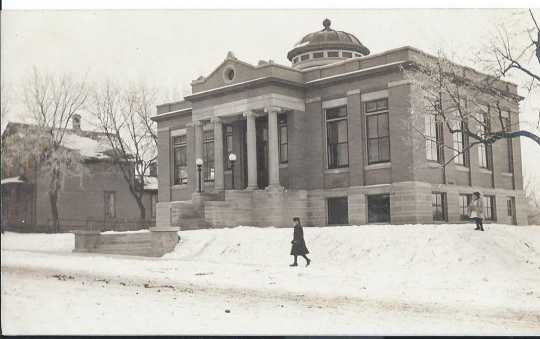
[152,19,528,229]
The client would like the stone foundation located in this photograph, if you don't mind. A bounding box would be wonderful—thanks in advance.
[158,181,528,229]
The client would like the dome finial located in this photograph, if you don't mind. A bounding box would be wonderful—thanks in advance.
[322,18,331,30]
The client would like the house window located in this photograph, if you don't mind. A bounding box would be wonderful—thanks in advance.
[367,194,391,223]
[507,197,515,217]
[326,105,349,169]
[327,51,339,57]
[278,113,288,163]
[224,125,233,169]
[477,113,492,169]
[425,114,444,163]
[502,116,514,173]
[300,54,310,61]
[342,51,353,58]
[151,193,157,219]
[173,135,188,185]
[327,197,349,225]
[313,52,324,58]
[483,195,496,221]
[104,191,116,218]
[293,57,298,64]
[459,194,472,220]
[202,129,215,182]
[453,121,469,166]
[366,99,390,164]
[432,192,447,221]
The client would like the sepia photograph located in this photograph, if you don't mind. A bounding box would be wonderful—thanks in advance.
[1,0,539,336]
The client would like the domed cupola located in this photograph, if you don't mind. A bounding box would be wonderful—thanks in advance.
[287,18,370,69]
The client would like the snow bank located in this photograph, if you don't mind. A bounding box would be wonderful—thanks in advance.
[101,229,150,235]
[1,232,74,253]
[2,224,539,313]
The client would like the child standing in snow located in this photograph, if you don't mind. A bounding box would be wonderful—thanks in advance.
[468,192,485,231]
[290,217,311,267]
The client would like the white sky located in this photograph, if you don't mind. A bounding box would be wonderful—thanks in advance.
[1,7,539,194]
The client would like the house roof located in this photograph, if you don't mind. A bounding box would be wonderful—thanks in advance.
[1,176,26,185]
[2,122,115,161]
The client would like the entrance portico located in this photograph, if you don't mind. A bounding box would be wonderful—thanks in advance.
[192,93,305,192]
[193,105,291,193]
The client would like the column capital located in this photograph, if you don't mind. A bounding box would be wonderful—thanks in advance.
[243,110,256,118]
[192,120,203,127]
[210,116,222,124]
[264,106,282,114]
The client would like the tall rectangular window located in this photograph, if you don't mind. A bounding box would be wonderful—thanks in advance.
[459,194,472,220]
[202,129,215,181]
[432,192,447,221]
[224,125,233,169]
[501,115,514,173]
[173,135,188,185]
[366,99,390,164]
[507,197,514,217]
[151,193,157,219]
[279,113,288,163]
[483,195,496,221]
[326,105,348,169]
[477,113,492,169]
[453,121,469,166]
[425,114,444,163]
[104,191,116,218]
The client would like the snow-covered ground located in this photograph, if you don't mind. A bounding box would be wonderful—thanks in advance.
[2,224,540,335]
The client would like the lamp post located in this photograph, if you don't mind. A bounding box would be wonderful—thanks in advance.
[228,153,237,189]
[196,158,203,193]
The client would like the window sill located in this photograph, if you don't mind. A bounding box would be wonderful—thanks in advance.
[501,172,514,177]
[426,161,443,168]
[324,167,349,174]
[478,168,493,174]
[455,165,470,172]
[364,162,391,170]
[279,163,289,169]
[172,184,189,190]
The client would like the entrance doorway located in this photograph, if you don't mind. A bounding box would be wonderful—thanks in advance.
[255,117,269,189]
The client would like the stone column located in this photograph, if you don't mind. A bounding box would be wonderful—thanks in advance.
[193,120,203,192]
[212,117,224,191]
[267,107,283,190]
[243,111,258,190]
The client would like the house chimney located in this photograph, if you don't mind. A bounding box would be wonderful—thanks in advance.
[72,114,81,131]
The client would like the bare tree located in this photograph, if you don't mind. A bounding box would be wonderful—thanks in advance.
[404,51,540,171]
[1,80,10,122]
[524,176,540,225]
[481,9,539,127]
[2,68,88,232]
[91,81,158,220]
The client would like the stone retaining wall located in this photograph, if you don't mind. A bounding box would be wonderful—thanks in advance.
[73,227,179,257]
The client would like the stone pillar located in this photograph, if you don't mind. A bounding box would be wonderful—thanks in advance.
[193,120,203,192]
[267,107,283,190]
[212,117,224,191]
[150,226,180,257]
[244,111,258,190]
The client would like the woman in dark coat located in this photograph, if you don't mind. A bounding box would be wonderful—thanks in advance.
[290,217,311,267]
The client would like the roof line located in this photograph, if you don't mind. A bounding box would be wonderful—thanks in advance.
[305,60,406,85]
[151,107,192,121]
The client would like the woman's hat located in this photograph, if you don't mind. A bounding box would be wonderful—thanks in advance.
[292,217,300,222]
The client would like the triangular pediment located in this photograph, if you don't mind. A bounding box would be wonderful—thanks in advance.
[192,53,269,93]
